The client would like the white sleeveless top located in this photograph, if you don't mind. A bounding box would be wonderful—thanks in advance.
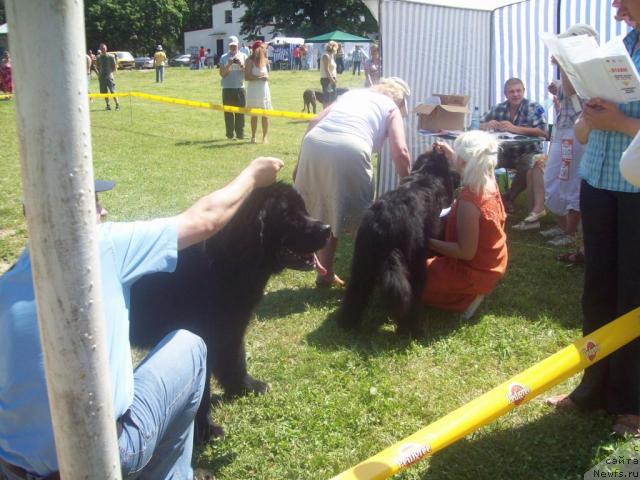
[316,89,399,153]
[320,53,336,79]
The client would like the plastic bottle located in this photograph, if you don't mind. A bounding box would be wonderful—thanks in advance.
[469,106,481,130]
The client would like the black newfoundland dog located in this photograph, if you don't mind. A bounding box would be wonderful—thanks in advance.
[130,182,330,442]
[336,150,456,335]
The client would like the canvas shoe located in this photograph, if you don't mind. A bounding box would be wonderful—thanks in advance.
[540,226,565,238]
[548,234,575,247]
[524,210,546,223]
[512,221,540,231]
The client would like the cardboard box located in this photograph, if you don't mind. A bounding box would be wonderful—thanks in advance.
[415,94,470,131]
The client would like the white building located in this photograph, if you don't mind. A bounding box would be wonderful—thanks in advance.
[185,1,275,58]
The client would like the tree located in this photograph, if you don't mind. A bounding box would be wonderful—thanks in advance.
[183,0,213,31]
[85,0,189,55]
[231,0,377,39]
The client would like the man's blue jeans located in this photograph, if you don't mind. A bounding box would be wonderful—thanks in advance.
[0,330,206,480]
[156,66,164,83]
[119,329,207,480]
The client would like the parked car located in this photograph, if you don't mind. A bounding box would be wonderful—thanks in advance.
[112,51,135,69]
[169,54,193,67]
[135,56,154,69]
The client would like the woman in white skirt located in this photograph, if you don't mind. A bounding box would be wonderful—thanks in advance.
[293,78,412,287]
[245,40,272,143]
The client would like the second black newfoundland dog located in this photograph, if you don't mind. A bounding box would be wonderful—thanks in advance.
[336,150,456,335]
[130,182,330,442]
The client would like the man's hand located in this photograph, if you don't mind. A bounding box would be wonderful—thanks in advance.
[483,120,500,131]
[498,120,517,132]
[246,157,284,187]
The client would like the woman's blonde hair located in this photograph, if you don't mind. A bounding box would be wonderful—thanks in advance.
[326,41,338,54]
[372,77,410,105]
[453,130,499,194]
[251,44,267,66]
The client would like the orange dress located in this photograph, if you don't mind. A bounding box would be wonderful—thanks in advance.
[422,186,508,312]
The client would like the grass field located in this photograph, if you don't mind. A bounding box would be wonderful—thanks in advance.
[0,67,632,479]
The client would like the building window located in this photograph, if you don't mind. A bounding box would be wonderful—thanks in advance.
[225,10,232,24]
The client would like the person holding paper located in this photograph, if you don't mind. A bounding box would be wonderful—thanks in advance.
[480,78,549,214]
[546,1,640,438]
[540,24,598,253]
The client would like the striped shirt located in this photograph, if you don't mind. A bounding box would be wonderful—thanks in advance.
[555,83,583,129]
[580,29,640,193]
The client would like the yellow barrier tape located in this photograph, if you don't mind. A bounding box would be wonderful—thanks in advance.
[0,94,12,100]
[331,307,640,480]
[88,91,315,120]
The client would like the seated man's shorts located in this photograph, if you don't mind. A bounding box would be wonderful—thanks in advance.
[99,76,116,94]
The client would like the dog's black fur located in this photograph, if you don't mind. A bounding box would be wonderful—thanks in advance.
[336,150,456,335]
[130,182,330,443]
[302,89,317,114]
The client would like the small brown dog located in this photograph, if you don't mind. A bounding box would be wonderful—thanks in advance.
[302,89,317,114]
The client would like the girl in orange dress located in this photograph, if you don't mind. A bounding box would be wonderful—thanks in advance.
[423,131,508,313]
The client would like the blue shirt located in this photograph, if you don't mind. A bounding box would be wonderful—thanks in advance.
[219,52,246,89]
[0,219,178,476]
[580,29,640,193]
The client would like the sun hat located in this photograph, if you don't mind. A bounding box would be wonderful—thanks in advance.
[156,45,163,51]
[228,35,239,46]
[558,23,599,41]
[388,77,411,98]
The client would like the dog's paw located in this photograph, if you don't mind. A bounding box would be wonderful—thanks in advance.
[244,375,269,395]
[395,321,425,338]
[195,417,225,445]
[335,309,358,331]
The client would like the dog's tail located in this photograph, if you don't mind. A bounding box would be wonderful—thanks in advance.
[380,249,412,316]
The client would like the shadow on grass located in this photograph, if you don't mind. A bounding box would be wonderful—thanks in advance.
[421,409,615,479]
[175,139,228,146]
[256,286,345,321]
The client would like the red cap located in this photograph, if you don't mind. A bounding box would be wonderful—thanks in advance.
[252,40,263,51]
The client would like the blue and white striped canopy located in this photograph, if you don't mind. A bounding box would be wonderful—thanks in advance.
[376,0,630,195]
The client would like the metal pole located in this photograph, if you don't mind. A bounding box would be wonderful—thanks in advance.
[5,1,122,479]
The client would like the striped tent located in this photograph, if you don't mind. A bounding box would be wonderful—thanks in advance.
[370,0,630,195]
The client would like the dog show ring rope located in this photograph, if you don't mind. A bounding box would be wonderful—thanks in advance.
[88,92,316,120]
[330,307,640,480]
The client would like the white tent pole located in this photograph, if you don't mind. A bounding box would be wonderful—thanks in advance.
[5,1,122,479]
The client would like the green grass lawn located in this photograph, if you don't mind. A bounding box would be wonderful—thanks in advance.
[0,67,631,479]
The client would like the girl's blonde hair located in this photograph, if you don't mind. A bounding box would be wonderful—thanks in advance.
[453,130,499,194]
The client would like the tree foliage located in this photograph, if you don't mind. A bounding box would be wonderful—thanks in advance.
[231,0,377,39]
[85,0,189,55]
[183,0,213,31]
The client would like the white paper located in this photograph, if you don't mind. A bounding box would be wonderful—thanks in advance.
[542,33,640,104]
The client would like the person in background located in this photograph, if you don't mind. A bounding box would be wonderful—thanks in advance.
[205,48,213,68]
[536,24,598,259]
[293,77,412,287]
[364,44,381,87]
[245,40,272,144]
[301,45,308,70]
[335,43,345,74]
[0,157,285,480]
[88,49,98,79]
[219,35,247,140]
[0,52,13,95]
[293,45,302,70]
[352,45,366,76]
[198,46,206,70]
[154,45,167,84]
[424,132,508,319]
[480,78,548,215]
[240,43,250,58]
[320,41,338,108]
[546,0,640,439]
[96,43,120,111]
